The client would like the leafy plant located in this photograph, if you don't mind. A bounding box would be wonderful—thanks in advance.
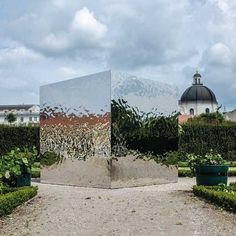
[111,99,178,158]
[187,150,225,172]
[0,147,38,186]
[40,151,61,166]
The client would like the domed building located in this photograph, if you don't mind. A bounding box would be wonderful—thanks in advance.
[179,71,218,117]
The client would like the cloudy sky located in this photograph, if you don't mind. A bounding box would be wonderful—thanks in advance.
[0,0,236,110]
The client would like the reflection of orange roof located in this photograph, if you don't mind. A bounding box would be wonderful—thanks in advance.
[40,112,111,127]
[178,115,191,124]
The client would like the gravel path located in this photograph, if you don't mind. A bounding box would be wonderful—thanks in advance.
[1,178,236,236]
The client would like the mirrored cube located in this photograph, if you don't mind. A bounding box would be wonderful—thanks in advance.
[40,71,178,188]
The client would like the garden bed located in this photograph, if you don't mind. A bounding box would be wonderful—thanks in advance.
[193,185,236,212]
[0,186,38,217]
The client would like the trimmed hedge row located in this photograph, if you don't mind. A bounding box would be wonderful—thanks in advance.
[178,161,236,168]
[179,124,236,161]
[32,168,40,178]
[0,126,39,156]
[193,185,236,212]
[178,168,236,177]
[0,186,38,217]
[178,168,193,177]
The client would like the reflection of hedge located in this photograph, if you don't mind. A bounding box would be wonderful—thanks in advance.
[111,99,178,156]
[0,126,39,156]
[179,124,236,161]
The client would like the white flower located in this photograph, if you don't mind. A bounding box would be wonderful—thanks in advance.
[5,170,10,179]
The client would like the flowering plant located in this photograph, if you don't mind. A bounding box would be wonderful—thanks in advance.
[187,150,225,172]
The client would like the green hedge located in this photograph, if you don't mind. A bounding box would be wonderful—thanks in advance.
[179,124,236,161]
[193,185,236,212]
[0,126,39,156]
[178,161,236,168]
[178,168,194,177]
[178,167,236,177]
[31,168,40,178]
[0,186,38,217]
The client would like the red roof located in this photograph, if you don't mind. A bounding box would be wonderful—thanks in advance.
[178,115,191,124]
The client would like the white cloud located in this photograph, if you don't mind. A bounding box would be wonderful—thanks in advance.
[51,0,65,8]
[201,43,233,66]
[71,7,107,41]
[0,0,236,109]
[35,7,108,54]
[0,46,42,64]
[41,33,69,52]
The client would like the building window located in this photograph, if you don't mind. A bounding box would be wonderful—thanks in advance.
[34,117,37,121]
[29,117,32,122]
[190,108,194,115]
[20,117,24,122]
[205,108,210,114]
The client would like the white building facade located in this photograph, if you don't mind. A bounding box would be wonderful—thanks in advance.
[0,104,40,125]
[224,109,236,122]
[179,72,218,116]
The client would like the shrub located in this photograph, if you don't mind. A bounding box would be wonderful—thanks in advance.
[229,182,236,188]
[40,151,60,166]
[187,151,225,172]
[157,151,188,166]
[193,185,236,212]
[178,168,194,177]
[178,162,189,167]
[178,168,236,177]
[111,99,178,158]
[31,168,40,178]
[0,186,38,217]
[187,112,225,124]
[179,124,236,161]
[0,148,38,187]
[228,169,236,177]
[0,126,39,156]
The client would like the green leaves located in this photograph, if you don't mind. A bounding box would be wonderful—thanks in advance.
[22,158,28,165]
[0,147,39,186]
[0,126,39,157]
[0,186,38,217]
[179,124,236,161]
[111,99,178,157]
[187,151,225,172]
[193,185,236,212]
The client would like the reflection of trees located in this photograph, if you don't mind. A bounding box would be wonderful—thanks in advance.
[111,99,178,156]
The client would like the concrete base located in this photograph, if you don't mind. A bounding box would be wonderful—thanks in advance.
[41,155,178,188]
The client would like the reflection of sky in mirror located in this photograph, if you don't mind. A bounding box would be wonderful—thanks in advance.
[111,71,178,116]
[40,71,111,116]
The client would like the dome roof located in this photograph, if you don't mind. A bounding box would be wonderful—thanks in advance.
[180,85,217,103]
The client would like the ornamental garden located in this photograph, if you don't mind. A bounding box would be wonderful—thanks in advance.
[0,71,236,218]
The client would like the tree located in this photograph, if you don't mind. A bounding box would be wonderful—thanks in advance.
[5,113,17,124]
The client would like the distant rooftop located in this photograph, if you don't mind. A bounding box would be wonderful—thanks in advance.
[0,104,38,111]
